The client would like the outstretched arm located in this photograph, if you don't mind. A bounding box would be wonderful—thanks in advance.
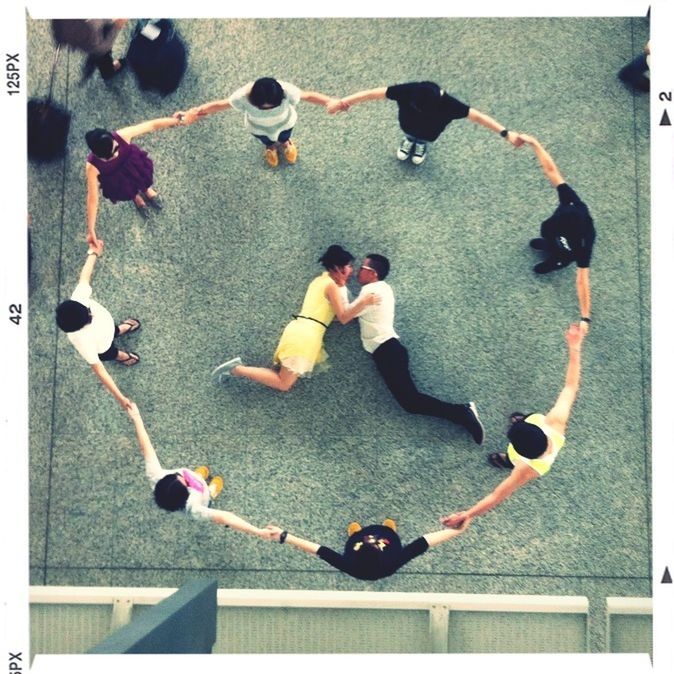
[85,163,101,246]
[518,133,565,186]
[209,511,275,539]
[330,86,388,113]
[441,464,538,528]
[423,517,471,547]
[545,323,585,434]
[301,90,332,106]
[117,116,185,142]
[265,526,321,554]
[467,108,524,147]
[576,268,592,334]
[324,280,380,325]
[126,402,158,463]
[92,362,131,409]
[79,240,103,286]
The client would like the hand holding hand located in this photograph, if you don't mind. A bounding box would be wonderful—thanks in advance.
[326,98,349,114]
[263,524,284,542]
[88,239,104,256]
[455,517,472,533]
[565,323,585,350]
[508,131,525,148]
[440,511,468,529]
[517,133,538,147]
[86,231,99,248]
[579,320,590,336]
[126,401,141,420]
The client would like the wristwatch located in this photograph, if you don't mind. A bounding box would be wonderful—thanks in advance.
[499,129,509,138]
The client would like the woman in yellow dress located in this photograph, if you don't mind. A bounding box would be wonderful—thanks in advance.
[211,245,379,392]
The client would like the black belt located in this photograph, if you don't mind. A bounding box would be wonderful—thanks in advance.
[292,314,328,328]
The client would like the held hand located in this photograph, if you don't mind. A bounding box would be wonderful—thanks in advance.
[456,517,472,533]
[579,320,590,336]
[86,231,99,248]
[508,131,525,148]
[88,239,104,256]
[440,511,468,529]
[363,292,381,306]
[517,133,538,146]
[126,401,141,420]
[262,524,284,541]
[565,323,585,350]
[326,98,348,114]
[118,395,133,411]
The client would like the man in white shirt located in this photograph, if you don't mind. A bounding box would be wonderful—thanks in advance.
[355,254,484,444]
[54,240,139,409]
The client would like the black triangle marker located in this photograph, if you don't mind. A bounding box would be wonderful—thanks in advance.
[662,566,672,583]
[660,109,671,126]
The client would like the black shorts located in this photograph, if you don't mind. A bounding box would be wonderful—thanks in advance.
[98,324,120,361]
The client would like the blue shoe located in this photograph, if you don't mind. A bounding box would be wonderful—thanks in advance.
[211,357,242,383]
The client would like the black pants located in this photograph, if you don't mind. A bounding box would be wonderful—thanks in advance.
[98,324,120,361]
[84,52,117,80]
[371,338,464,422]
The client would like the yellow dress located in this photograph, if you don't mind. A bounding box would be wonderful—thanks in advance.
[273,272,344,376]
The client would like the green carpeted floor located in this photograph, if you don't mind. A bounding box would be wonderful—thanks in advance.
[27,15,650,652]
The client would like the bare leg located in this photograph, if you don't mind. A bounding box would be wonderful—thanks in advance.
[144,186,158,198]
[133,194,147,207]
[232,364,298,392]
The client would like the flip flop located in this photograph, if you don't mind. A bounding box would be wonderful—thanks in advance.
[120,318,141,335]
[488,452,514,470]
[509,411,527,425]
[117,351,140,367]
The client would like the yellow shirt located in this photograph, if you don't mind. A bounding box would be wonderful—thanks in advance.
[506,413,565,477]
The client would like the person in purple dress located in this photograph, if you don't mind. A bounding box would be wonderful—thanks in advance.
[85,116,187,246]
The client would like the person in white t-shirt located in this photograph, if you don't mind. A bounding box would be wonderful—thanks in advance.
[175,77,333,167]
[54,240,139,410]
[355,254,484,444]
[127,402,275,539]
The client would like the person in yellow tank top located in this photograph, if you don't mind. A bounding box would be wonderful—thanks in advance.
[211,245,379,393]
[440,323,585,528]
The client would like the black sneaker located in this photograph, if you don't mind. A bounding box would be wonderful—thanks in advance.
[529,238,549,251]
[534,258,566,274]
[460,402,484,445]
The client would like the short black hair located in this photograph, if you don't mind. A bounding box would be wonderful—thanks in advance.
[249,77,285,109]
[55,300,91,333]
[365,253,390,280]
[410,81,442,113]
[318,244,354,270]
[85,128,114,159]
[507,421,548,459]
[154,473,189,512]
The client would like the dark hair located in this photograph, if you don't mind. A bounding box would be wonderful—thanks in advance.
[85,128,115,159]
[55,300,91,333]
[365,253,390,280]
[154,473,189,512]
[249,77,285,109]
[410,81,442,113]
[318,244,354,270]
[507,421,548,459]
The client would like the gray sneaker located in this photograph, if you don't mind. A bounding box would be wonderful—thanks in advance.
[411,142,428,165]
[396,137,414,161]
[211,357,243,383]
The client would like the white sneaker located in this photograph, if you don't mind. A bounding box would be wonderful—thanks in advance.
[396,137,414,161]
[211,356,242,382]
[411,142,427,165]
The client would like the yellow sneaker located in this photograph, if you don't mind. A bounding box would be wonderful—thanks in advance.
[194,466,209,480]
[282,140,298,164]
[209,476,224,500]
[265,146,279,167]
[347,521,362,537]
[382,518,397,532]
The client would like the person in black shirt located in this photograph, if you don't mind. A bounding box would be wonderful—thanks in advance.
[327,81,523,166]
[264,517,471,581]
[520,134,595,333]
